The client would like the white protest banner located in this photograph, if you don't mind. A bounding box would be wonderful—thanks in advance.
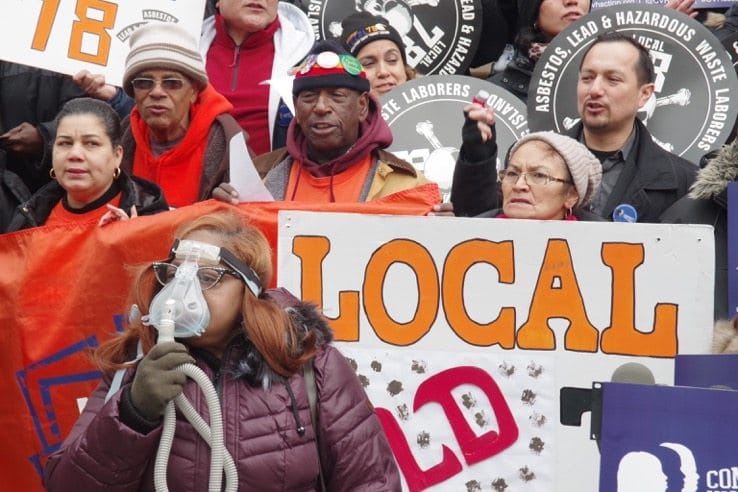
[277,211,715,491]
[0,0,206,86]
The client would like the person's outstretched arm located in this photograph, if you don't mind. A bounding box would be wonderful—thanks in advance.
[450,103,499,217]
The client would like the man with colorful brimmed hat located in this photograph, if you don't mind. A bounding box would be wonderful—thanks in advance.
[214,39,440,206]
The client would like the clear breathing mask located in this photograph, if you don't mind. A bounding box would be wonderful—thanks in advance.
[144,240,215,338]
[142,239,263,340]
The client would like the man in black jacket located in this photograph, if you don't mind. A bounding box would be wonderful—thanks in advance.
[659,139,738,320]
[0,151,31,233]
[451,32,696,221]
[0,62,84,193]
[566,31,696,223]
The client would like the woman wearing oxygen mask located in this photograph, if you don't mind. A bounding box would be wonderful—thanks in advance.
[44,211,401,491]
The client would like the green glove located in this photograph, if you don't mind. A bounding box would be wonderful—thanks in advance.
[130,342,194,421]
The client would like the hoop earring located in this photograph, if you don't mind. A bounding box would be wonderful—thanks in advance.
[49,168,56,179]
[113,167,121,179]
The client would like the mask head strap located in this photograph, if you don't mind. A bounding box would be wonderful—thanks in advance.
[219,247,263,298]
[168,239,263,297]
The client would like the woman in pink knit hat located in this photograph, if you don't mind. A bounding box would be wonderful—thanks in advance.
[462,125,603,220]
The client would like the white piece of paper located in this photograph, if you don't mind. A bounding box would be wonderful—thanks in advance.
[228,132,274,202]
[266,76,296,116]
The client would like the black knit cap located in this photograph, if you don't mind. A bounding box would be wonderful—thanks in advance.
[292,39,370,96]
[340,12,407,64]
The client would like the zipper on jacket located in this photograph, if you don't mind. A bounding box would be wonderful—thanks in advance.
[20,206,39,227]
[285,379,306,436]
[229,45,241,92]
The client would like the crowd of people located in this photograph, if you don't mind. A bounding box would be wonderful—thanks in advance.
[3,0,738,489]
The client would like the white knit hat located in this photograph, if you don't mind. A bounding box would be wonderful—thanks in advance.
[122,23,208,96]
[508,131,602,208]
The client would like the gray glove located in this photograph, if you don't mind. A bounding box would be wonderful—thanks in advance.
[130,342,194,421]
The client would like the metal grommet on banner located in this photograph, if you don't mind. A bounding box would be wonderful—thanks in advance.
[612,204,638,223]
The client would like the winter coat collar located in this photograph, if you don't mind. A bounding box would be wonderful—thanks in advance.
[220,296,334,388]
[568,119,684,191]
[6,171,168,232]
[689,139,738,201]
[212,13,280,49]
[286,95,393,178]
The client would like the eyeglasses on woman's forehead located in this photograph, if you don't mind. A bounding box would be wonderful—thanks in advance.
[499,169,572,186]
[131,77,186,93]
[151,262,239,291]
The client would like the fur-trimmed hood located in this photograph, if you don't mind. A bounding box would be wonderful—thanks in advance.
[689,139,738,200]
[230,295,334,388]
[712,317,738,353]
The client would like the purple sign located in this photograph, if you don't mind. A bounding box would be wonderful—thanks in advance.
[728,182,738,318]
[591,0,735,8]
[674,353,738,390]
[591,0,667,9]
[598,382,738,491]
[694,0,737,8]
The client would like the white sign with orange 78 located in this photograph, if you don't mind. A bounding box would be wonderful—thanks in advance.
[0,0,206,86]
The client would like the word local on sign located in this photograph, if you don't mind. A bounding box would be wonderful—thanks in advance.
[291,236,679,358]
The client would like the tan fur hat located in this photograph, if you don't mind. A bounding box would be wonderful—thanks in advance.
[508,131,602,208]
[712,318,738,353]
[122,23,208,97]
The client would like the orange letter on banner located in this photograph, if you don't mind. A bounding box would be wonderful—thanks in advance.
[70,0,118,65]
[442,240,516,348]
[292,236,359,341]
[31,0,61,51]
[364,240,438,345]
[517,239,598,351]
[600,243,677,357]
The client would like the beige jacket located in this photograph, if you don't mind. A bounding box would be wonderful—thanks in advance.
[255,148,433,201]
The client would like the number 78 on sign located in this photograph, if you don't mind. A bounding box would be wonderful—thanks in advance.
[0,0,206,86]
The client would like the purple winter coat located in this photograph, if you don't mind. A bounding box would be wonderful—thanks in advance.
[43,304,401,491]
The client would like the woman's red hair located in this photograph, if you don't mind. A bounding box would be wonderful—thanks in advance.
[93,211,317,376]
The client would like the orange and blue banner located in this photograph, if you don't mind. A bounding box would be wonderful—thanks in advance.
[0,194,436,491]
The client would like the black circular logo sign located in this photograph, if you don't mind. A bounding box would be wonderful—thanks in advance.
[380,75,529,198]
[527,5,738,164]
[301,0,482,75]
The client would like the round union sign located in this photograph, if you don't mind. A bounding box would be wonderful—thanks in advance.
[527,4,738,164]
[300,0,482,75]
